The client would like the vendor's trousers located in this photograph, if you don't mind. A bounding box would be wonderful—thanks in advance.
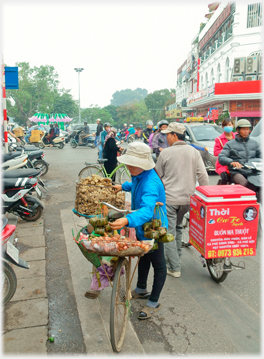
[164,204,189,272]
[137,242,166,303]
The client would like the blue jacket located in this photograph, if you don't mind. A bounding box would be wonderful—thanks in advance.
[122,169,168,241]
[54,126,60,136]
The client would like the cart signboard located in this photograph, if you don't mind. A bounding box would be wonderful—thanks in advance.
[189,185,259,259]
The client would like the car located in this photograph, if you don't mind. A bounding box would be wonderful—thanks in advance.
[183,122,224,172]
[250,120,261,147]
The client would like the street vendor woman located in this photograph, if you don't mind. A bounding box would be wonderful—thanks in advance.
[109,142,168,320]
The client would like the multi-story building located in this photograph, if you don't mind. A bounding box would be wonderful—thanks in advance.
[171,1,262,126]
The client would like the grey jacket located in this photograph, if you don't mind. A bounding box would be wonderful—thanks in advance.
[218,135,261,175]
[155,141,209,205]
[152,132,168,155]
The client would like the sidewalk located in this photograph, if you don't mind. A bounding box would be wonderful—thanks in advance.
[3,215,48,355]
[2,209,144,354]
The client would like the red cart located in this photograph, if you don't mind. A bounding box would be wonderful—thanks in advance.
[189,185,259,282]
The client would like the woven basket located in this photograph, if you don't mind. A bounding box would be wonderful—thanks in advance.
[75,182,125,216]
[74,228,102,268]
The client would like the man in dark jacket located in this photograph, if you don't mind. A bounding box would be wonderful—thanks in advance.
[218,119,261,195]
[142,120,153,144]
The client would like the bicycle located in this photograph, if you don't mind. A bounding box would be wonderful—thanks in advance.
[73,202,153,352]
[78,158,131,184]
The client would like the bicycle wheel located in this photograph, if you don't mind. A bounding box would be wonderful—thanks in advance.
[120,168,131,185]
[78,166,105,180]
[181,212,191,247]
[110,257,130,353]
[206,258,228,283]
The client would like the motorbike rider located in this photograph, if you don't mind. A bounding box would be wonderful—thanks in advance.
[127,124,136,139]
[218,119,261,200]
[152,120,169,158]
[142,120,153,144]
[45,124,55,144]
[79,122,90,144]
[2,116,21,142]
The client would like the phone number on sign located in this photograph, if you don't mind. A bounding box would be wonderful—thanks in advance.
[207,248,254,258]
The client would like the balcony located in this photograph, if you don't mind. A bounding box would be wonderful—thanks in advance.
[200,26,233,64]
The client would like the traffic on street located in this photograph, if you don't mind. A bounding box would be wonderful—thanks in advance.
[2,1,262,356]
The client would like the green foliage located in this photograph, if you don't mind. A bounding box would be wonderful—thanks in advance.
[114,100,149,128]
[110,88,148,106]
[53,90,79,117]
[216,111,230,125]
[144,89,174,124]
[81,106,113,124]
[6,62,77,126]
[103,105,119,123]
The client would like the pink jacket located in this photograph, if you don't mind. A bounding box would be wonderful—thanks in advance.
[149,133,155,148]
[214,132,236,174]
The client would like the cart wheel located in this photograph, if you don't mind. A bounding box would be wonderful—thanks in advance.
[110,257,130,353]
[206,258,228,283]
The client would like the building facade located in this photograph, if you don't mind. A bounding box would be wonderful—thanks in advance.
[169,1,262,126]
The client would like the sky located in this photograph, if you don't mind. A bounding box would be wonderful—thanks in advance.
[2,0,213,109]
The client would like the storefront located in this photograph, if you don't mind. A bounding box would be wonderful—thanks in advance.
[187,80,262,125]
[229,100,261,127]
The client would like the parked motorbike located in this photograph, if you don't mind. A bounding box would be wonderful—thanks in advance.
[2,151,28,171]
[2,168,47,200]
[38,133,65,149]
[2,218,29,304]
[70,130,95,148]
[13,146,49,176]
[2,177,44,221]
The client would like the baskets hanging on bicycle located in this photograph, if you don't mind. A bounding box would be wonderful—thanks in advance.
[75,174,125,216]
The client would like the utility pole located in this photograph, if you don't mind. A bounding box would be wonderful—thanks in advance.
[74,68,84,124]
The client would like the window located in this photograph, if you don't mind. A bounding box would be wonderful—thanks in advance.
[247,3,262,28]
[205,73,208,88]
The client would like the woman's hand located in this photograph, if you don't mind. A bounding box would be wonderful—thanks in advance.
[231,161,243,169]
[109,218,128,230]
[113,184,122,193]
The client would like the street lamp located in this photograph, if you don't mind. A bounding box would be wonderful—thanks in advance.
[74,68,84,124]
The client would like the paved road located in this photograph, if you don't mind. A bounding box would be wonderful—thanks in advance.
[40,142,260,355]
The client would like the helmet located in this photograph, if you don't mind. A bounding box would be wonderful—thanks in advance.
[129,124,133,127]
[96,118,101,122]
[104,122,111,128]
[124,123,127,126]
[158,120,169,128]
[146,120,153,126]
[235,119,252,130]
[153,126,158,131]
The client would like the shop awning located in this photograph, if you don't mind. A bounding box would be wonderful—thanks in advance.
[230,111,262,117]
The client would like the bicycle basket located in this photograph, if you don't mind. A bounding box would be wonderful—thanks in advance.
[75,175,125,215]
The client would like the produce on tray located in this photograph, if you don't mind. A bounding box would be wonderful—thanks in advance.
[78,232,152,256]
[75,175,125,215]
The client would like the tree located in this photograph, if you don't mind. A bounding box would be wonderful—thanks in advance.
[81,106,113,124]
[6,62,60,125]
[110,88,148,106]
[53,90,79,117]
[103,105,119,123]
[116,104,137,126]
[144,89,175,124]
